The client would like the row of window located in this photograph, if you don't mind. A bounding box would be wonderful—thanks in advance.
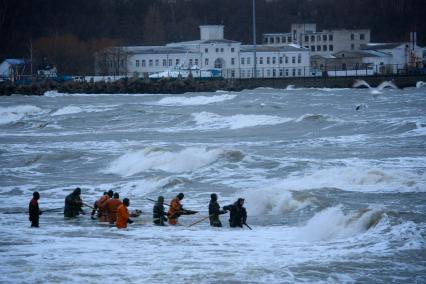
[205,47,235,53]
[238,68,304,78]
[264,36,292,44]
[351,33,366,40]
[309,45,334,52]
[135,58,201,68]
[304,34,333,43]
[106,60,125,68]
[241,54,303,65]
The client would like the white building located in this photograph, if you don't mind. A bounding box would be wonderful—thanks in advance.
[95,25,311,79]
[263,23,370,56]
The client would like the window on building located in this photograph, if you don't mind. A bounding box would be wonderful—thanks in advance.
[241,57,245,65]
[205,48,209,53]
[247,57,251,65]
[267,57,270,64]
[317,35,321,41]
[231,58,235,65]
[305,35,309,42]
[241,70,245,78]
[195,59,199,66]
[297,54,301,64]
[285,57,289,64]
[215,48,219,52]
[292,68,296,76]
[279,57,283,64]
[329,45,334,51]
[264,38,268,44]
[351,34,355,40]
[205,58,209,66]
[292,56,296,64]
[176,59,180,66]
[311,46,315,52]
[288,36,292,42]
[149,59,153,67]
[155,59,159,66]
[231,70,235,78]
[136,60,140,67]
[272,57,276,64]
[282,36,286,43]
[276,37,281,44]
[323,45,327,51]
[271,37,275,44]
[247,70,251,77]
[285,69,289,77]
[298,69,302,76]
[220,48,224,52]
[231,47,235,52]
[189,59,193,66]
[323,35,327,41]
[260,57,263,64]
[329,34,333,41]
[168,59,172,66]
[163,59,167,66]
[273,69,276,77]
[317,45,321,51]
[267,69,271,77]
[351,44,355,50]
[311,35,315,42]
[279,69,283,77]
[142,60,146,67]
[360,33,365,40]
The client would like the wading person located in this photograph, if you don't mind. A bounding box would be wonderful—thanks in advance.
[106,192,122,224]
[29,191,42,227]
[208,193,227,227]
[96,190,113,222]
[223,198,247,228]
[64,187,85,218]
[116,198,134,229]
[167,193,185,225]
[153,196,168,226]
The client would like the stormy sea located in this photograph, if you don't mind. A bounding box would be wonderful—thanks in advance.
[0,84,425,283]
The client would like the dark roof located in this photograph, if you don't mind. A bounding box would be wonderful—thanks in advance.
[125,46,193,55]
[241,44,307,52]
[334,50,391,58]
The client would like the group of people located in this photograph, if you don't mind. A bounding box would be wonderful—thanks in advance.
[29,188,248,229]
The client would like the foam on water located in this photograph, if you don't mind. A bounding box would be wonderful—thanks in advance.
[0,105,44,125]
[416,81,426,88]
[156,94,237,106]
[103,147,228,176]
[192,111,292,130]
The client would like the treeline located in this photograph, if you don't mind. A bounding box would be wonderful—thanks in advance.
[1,0,424,75]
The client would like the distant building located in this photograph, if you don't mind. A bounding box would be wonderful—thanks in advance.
[0,59,26,82]
[263,23,370,56]
[95,25,311,79]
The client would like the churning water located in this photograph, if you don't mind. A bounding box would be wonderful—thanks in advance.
[0,85,425,283]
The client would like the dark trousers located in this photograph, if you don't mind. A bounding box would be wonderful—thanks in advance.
[31,218,39,227]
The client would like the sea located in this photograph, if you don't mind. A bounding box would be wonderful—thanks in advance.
[0,83,425,283]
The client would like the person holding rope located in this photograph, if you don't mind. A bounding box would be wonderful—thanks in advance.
[153,196,167,226]
[64,187,85,218]
[208,193,227,227]
[223,198,247,228]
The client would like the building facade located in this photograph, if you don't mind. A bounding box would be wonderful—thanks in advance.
[95,25,311,79]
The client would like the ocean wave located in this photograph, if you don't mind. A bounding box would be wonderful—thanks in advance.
[103,147,241,176]
[51,105,118,116]
[0,105,44,125]
[156,94,237,106]
[51,106,83,116]
[295,206,384,241]
[192,111,292,130]
[416,81,426,88]
[295,113,344,123]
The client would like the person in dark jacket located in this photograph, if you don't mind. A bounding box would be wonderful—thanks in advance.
[153,196,168,226]
[223,198,247,228]
[29,191,42,227]
[208,193,227,227]
[64,187,84,218]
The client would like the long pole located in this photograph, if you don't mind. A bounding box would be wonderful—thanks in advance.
[252,0,257,78]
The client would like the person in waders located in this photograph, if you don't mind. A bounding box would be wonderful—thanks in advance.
[29,191,42,227]
[153,196,168,226]
[116,198,134,229]
[64,187,85,218]
[208,193,227,227]
[223,198,247,228]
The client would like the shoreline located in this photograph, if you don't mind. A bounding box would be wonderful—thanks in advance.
[1,74,425,96]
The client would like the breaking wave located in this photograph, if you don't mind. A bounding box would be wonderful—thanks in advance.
[51,106,83,116]
[156,94,237,106]
[192,112,292,130]
[353,80,398,92]
[0,105,44,125]
[103,147,242,176]
[295,206,384,241]
[416,81,426,88]
[295,113,343,123]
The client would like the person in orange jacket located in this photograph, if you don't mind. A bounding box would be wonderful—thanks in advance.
[106,192,122,224]
[167,193,185,225]
[116,198,134,229]
[97,190,113,222]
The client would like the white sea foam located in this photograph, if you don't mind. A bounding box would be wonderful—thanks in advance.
[51,105,117,116]
[294,206,384,241]
[103,147,225,176]
[192,111,292,130]
[295,113,344,123]
[0,105,44,125]
[51,106,83,116]
[157,94,236,106]
[416,81,426,88]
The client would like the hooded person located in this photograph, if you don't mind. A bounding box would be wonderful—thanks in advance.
[105,192,122,224]
[153,196,168,226]
[29,191,42,227]
[116,198,134,229]
[167,193,185,225]
[64,187,85,218]
[208,193,227,227]
[223,198,247,228]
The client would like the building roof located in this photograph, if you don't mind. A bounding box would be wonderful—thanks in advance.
[361,43,403,50]
[124,46,194,55]
[167,39,239,46]
[334,50,391,58]
[2,59,25,65]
